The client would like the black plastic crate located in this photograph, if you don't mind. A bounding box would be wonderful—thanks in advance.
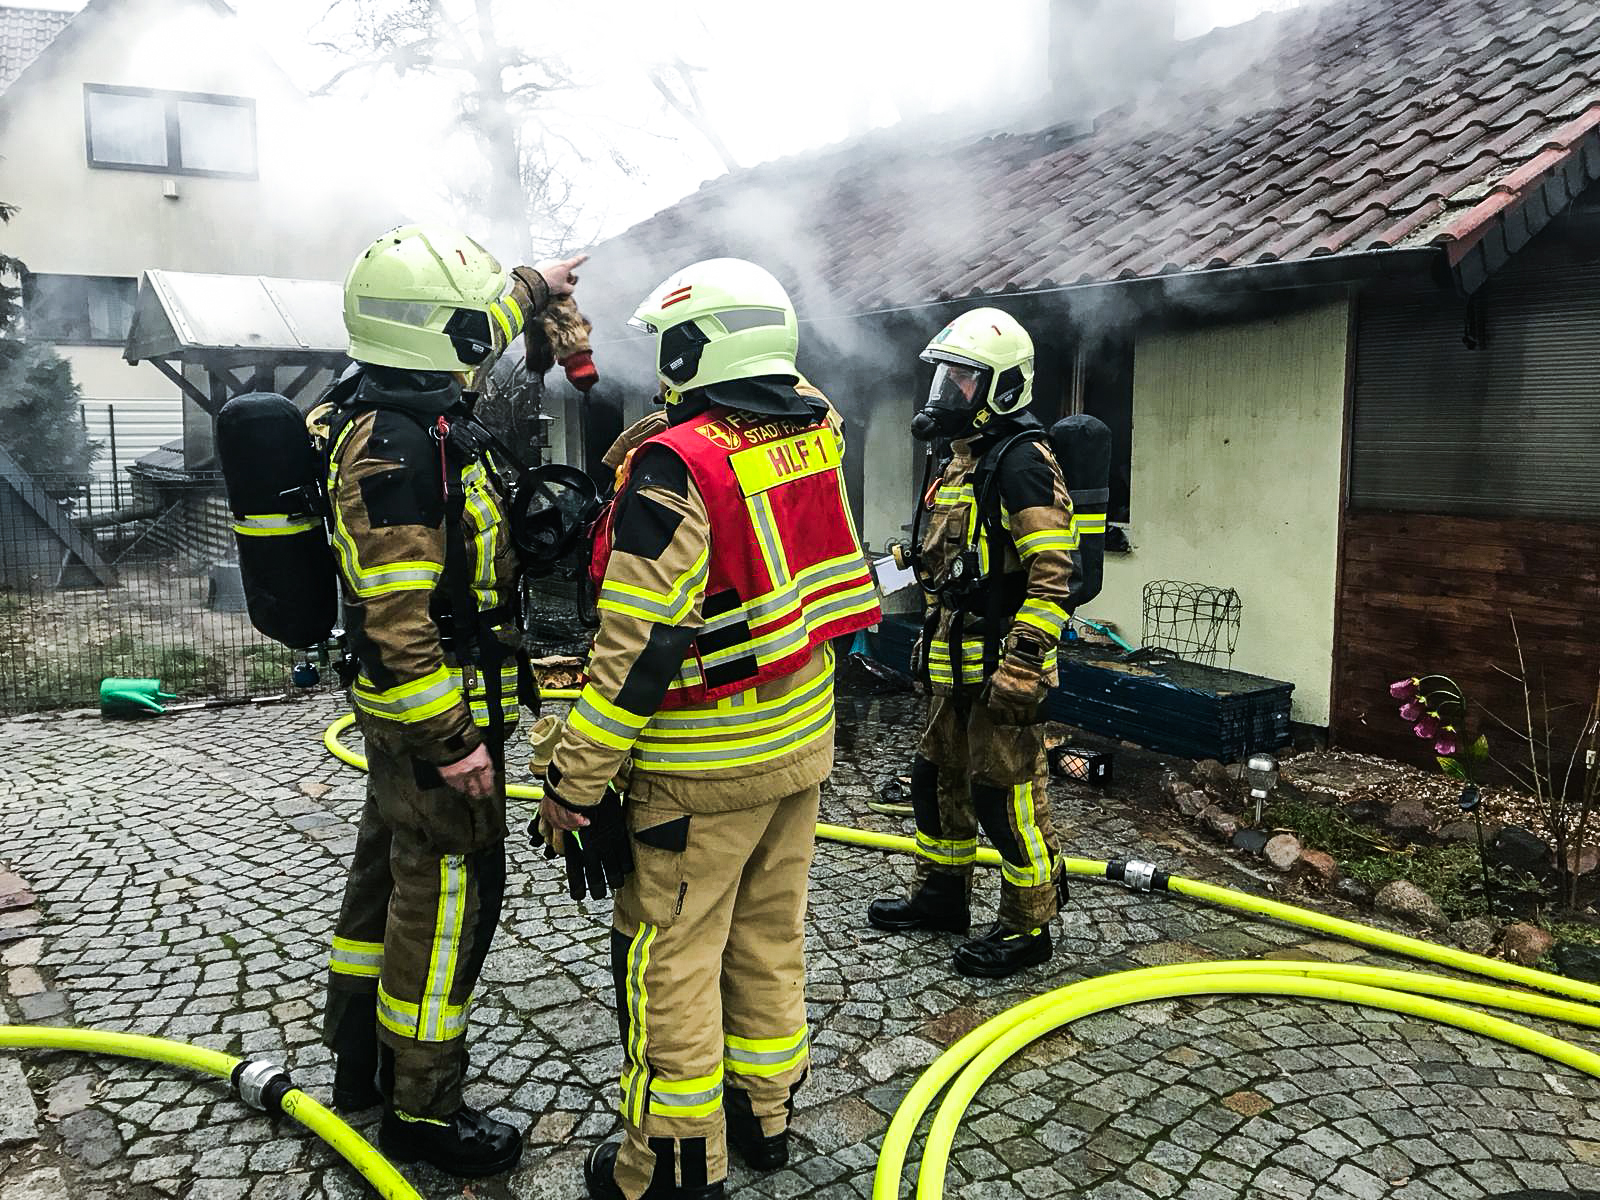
[866,618,1292,763]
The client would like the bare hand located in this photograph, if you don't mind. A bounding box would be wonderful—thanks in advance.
[538,254,589,299]
[438,744,496,799]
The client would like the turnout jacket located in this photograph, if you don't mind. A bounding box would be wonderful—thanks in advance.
[549,383,880,813]
[921,426,1076,692]
[326,371,524,765]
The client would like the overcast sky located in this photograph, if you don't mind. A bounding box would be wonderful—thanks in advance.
[25,0,1303,246]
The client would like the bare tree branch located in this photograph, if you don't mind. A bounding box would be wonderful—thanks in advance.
[649,59,741,174]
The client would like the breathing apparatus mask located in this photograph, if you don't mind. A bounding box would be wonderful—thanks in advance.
[510,463,602,579]
[912,360,992,441]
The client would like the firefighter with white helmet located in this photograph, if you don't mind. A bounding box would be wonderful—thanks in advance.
[535,257,881,1198]
[868,307,1077,978]
[320,223,585,1176]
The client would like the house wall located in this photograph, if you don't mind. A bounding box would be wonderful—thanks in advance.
[1332,222,1600,767]
[1079,299,1350,725]
[0,0,404,478]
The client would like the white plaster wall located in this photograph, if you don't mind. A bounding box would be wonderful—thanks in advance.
[1077,299,1350,725]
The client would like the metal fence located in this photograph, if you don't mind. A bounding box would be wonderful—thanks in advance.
[0,468,299,713]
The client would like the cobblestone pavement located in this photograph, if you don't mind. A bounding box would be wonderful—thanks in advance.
[4,693,1600,1200]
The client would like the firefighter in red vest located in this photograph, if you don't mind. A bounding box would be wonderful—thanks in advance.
[535,258,881,1200]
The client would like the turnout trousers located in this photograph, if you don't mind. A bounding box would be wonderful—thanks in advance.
[910,691,1062,931]
[608,784,820,1199]
[323,713,510,1118]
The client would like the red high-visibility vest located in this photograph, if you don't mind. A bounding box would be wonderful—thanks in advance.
[591,405,881,707]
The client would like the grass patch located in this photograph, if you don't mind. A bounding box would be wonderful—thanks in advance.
[1259,793,1392,862]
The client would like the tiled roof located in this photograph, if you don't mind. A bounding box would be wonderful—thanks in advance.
[0,5,72,94]
[591,0,1600,319]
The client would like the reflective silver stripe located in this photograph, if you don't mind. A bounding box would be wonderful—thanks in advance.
[699,555,866,635]
[698,614,811,669]
[352,673,461,717]
[649,1078,724,1110]
[634,705,833,767]
[376,988,418,1037]
[645,667,833,732]
[599,552,709,622]
[723,1031,810,1067]
[802,580,879,627]
[575,693,649,739]
[329,943,384,973]
[748,494,791,585]
[420,856,466,1042]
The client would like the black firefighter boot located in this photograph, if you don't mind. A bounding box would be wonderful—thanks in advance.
[724,1085,790,1170]
[867,872,970,934]
[583,1140,725,1199]
[378,1106,523,1178]
[952,922,1053,979]
[329,993,383,1113]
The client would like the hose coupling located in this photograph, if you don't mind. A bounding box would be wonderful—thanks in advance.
[233,1059,294,1115]
[1119,860,1159,892]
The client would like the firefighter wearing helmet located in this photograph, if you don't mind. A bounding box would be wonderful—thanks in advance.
[319,223,586,1177]
[533,258,881,1199]
[868,307,1077,978]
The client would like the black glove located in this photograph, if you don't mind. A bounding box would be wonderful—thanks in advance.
[539,783,633,901]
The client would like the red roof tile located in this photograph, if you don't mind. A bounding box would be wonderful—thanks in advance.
[592,0,1600,320]
[0,5,72,93]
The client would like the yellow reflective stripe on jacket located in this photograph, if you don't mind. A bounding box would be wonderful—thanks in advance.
[462,462,502,610]
[329,936,384,978]
[928,639,1058,686]
[723,1027,810,1078]
[569,684,652,751]
[1016,598,1068,640]
[747,493,793,587]
[352,665,464,723]
[914,830,978,867]
[642,667,833,738]
[633,679,835,772]
[648,1066,725,1118]
[1015,527,1078,557]
[489,288,526,346]
[233,513,319,537]
[326,419,444,598]
[618,924,657,1125]
[451,662,519,727]
[1075,511,1109,536]
[598,546,710,624]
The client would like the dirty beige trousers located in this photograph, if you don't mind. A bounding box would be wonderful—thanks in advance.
[608,784,819,1198]
[911,691,1062,931]
[323,714,509,1118]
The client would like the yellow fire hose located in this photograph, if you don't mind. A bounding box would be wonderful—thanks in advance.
[324,710,1600,1199]
[0,1025,422,1200]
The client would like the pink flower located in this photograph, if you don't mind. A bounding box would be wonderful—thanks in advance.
[1398,700,1424,722]
[1389,677,1419,701]
[1413,715,1440,739]
[1434,734,1460,756]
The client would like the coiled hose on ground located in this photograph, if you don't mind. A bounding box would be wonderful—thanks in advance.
[8,708,1597,1200]
[325,708,1600,1198]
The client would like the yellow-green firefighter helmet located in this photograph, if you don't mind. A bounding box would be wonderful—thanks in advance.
[920,307,1035,417]
[628,258,799,397]
[343,224,520,372]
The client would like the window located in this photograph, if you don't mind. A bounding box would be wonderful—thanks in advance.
[84,85,256,178]
[24,275,138,345]
[1070,334,1134,525]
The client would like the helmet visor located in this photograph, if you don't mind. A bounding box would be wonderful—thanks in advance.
[926,361,990,416]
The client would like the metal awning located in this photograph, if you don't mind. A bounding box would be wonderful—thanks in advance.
[123,270,350,412]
